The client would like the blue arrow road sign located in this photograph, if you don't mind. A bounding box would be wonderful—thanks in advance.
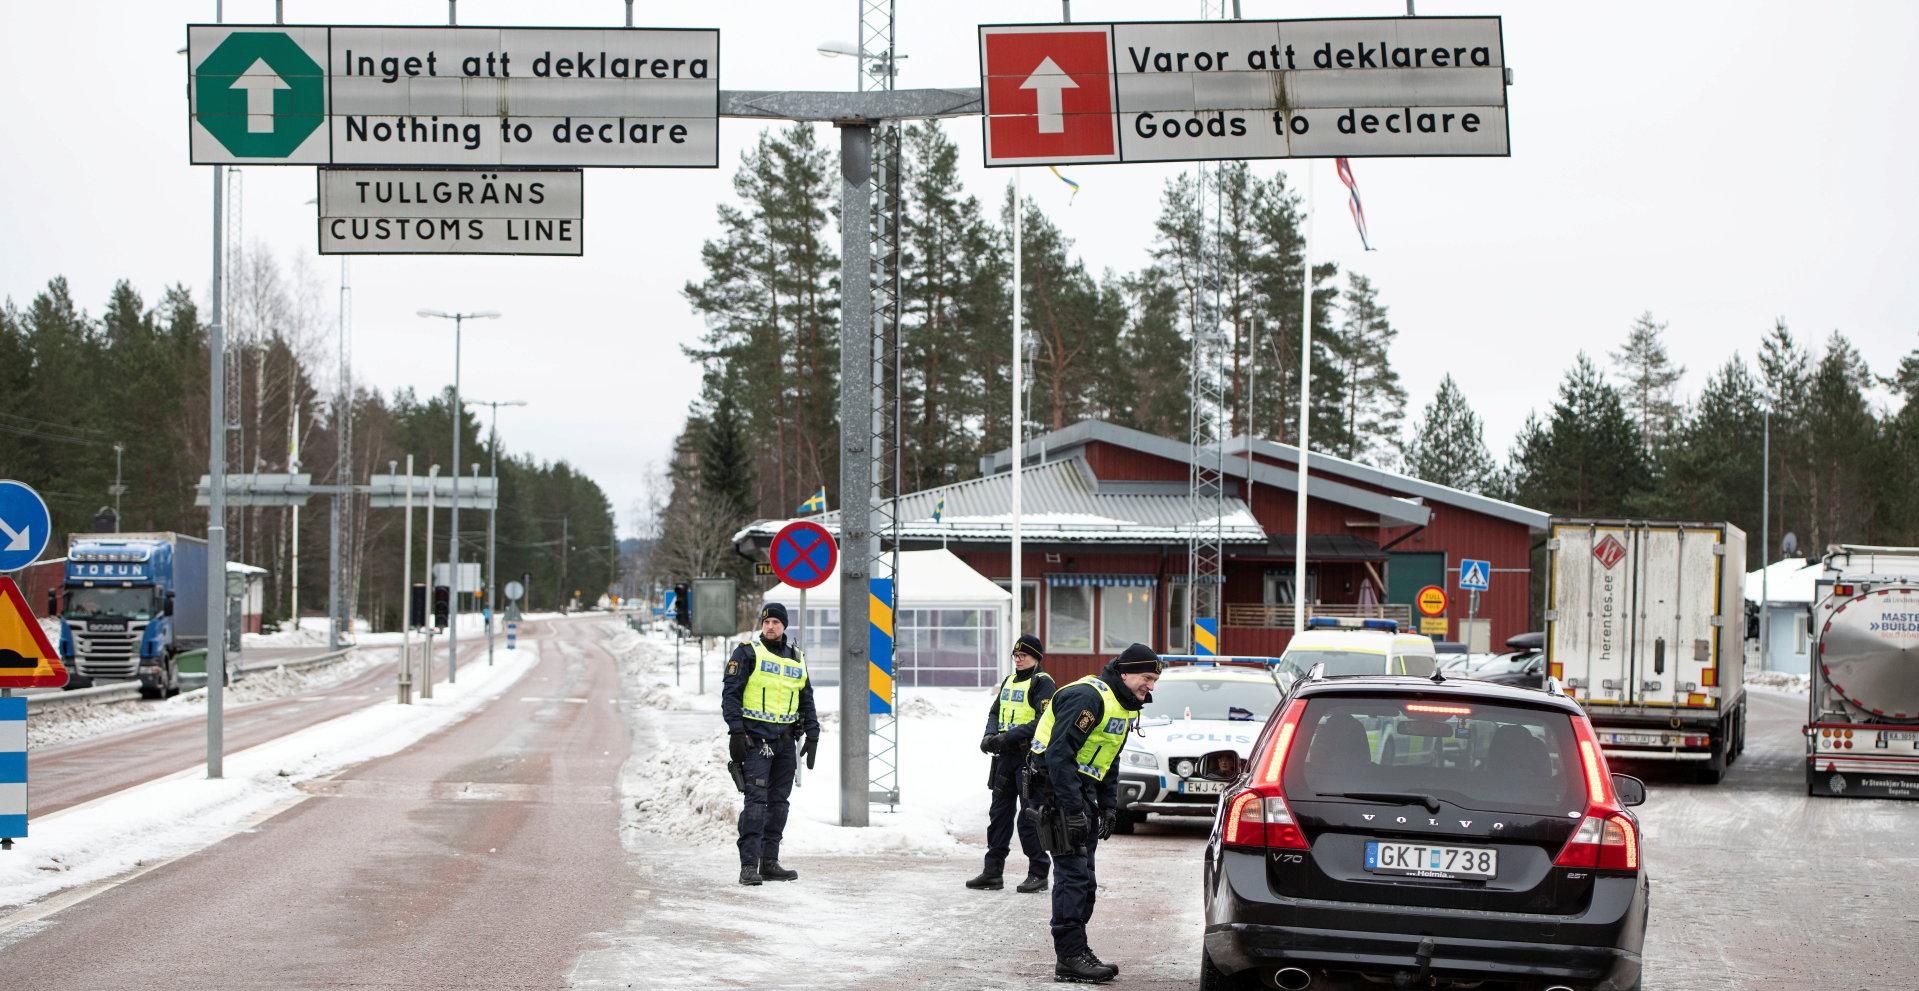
[1458,558,1491,592]
[0,480,51,573]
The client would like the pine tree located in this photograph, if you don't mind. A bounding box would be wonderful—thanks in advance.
[1654,355,1765,563]
[683,124,839,519]
[1511,354,1650,515]
[1403,375,1499,494]
[1882,337,1919,543]
[1326,273,1406,464]
[1610,311,1684,455]
[1801,333,1880,548]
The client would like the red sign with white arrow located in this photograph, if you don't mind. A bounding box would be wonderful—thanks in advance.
[980,25,1119,166]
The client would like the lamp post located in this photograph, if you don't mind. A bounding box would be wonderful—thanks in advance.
[465,398,526,667]
[418,308,498,685]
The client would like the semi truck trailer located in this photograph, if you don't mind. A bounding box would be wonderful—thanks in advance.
[1545,518,1749,782]
[53,532,208,698]
[1806,545,1919,799]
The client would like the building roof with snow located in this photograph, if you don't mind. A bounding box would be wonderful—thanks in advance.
[1746,558,1821,605]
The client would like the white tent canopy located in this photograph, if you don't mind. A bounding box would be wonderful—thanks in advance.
[763,547,1012,607]
[764,548,1011,689]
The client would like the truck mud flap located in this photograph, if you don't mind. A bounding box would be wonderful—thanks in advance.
[1808,766,1919,800]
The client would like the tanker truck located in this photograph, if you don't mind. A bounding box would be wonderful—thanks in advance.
[1807,545,1919,799]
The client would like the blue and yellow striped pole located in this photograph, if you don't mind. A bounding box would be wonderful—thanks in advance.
[869,578,895,716]
[1193,617,1219,657]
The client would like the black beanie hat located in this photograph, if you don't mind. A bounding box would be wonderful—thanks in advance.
[1111,643,1162,674]
[1013,633,1044,659]
[760,602,789,627]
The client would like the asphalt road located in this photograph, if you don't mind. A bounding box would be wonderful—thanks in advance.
[5,616,633,991]
[29,639,497,818]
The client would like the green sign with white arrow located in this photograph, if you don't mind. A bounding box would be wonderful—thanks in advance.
[189,27,328,163]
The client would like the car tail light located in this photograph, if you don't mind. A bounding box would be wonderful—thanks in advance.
[1223,699,1309,851]
[1405,702,1471,716]
[1555,714,1640,872]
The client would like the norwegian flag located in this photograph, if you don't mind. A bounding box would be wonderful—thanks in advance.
[1335,157,1374,251]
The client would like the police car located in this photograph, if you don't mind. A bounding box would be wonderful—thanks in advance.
[1114,660,1287,832]
[1275,617,1438,686]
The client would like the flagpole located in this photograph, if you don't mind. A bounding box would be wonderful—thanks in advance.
[1011,168,1024,649]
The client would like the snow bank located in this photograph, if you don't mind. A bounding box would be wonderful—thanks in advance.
[0,641,539,911]
[24,647,400,750]
[1747,670,1812,695]
[605,623,998,860]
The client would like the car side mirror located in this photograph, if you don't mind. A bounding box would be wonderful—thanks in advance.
[45,589,60,618]
[165,592,177,615]
[1612,773,1647,807]
[1197,749,1242,782]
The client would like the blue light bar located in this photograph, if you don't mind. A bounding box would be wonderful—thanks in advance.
[1305,617,1341,630]
[1361,618,1400,632]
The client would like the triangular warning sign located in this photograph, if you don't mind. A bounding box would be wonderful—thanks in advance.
[0,575,66,688]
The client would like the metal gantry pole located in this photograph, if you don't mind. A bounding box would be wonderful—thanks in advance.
[1011,167,1023,638]
[422,464,438,699]
[1291,164,1315,634]
[487,406,498,665]
[399,456,413,703]
[206,140,226,780]
[1760,409,1770,671]
[837,121,874,828]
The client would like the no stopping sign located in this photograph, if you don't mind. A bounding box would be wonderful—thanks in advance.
[770,520,837,590]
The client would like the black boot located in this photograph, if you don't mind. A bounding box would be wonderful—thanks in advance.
[1087,951,1119,975]
[1054,952,1118,984]
[1016,874,1049,893]
[759,860,798,881]
[738,865,763,886]
[965,872,1005,890]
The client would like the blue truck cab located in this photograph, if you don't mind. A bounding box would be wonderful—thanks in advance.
[56,532,209,697]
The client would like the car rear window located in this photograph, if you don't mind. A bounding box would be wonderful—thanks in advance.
[1283,696,1585,816]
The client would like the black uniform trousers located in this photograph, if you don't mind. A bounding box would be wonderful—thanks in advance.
[983,777,1050,879]
[1050,784,1103,958]
[736,728,798,867]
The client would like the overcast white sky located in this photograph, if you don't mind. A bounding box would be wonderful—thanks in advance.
[4,1,1916,537]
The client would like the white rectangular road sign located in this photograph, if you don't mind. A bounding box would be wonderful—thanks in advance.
[317,168,583,255]
[981,16,1507,167]
[188,25,718,167]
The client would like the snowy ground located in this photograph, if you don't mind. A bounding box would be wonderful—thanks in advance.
[0,641,539,912]
[23,645,399,750]
[604,625,995,859]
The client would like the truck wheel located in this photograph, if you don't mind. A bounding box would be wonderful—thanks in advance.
[1697,733,1727,784]
[62,674,94,691]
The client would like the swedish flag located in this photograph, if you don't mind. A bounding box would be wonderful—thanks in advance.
[797,486,828,515]
[932,493,946,523]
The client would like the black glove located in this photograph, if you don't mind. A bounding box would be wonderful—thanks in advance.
[803,732,820,770]
[1098,808,1119,840]
[980,733,1003,754]
[728,731,751,762]
[1063,810,1091,848]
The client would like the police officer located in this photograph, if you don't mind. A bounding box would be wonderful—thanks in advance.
[1028,643,1161,984]
[722,602,821,886]
[966,633,1055,893]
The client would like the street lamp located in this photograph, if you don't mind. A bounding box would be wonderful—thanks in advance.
[417,307,498,685]
[465,398,527,667]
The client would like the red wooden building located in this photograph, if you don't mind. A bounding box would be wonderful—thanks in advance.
[736,420,1548,685]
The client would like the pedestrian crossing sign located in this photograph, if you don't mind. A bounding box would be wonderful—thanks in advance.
[1458,559,1490,592]
[0,576,66,688]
